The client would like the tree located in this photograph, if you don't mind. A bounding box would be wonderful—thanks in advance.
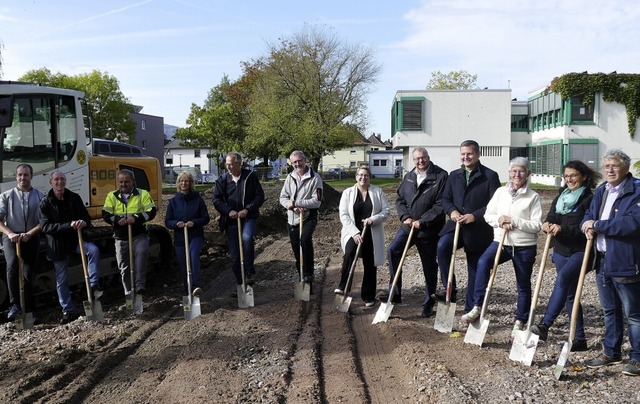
[427,70,478,90]
[19,68,136,142]
[245,24,381,168]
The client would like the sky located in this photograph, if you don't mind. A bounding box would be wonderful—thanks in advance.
[1,0,639,140]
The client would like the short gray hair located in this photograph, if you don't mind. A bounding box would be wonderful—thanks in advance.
[509,157,530,172]
[412,147,429,157]
[226,151,243,164]
[602,149,631,168]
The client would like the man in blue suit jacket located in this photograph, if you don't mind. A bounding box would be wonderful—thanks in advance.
[435,140,501,313]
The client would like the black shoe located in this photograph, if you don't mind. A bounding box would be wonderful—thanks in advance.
[433,291,457,303]
[7,304,20,321]
[33,316,43,326]
[246,273,255,286]
[529,322,549,341]
[60,311,79,325]
[377,293,401,304]
[571,339,588,352]
[230,292,238,298]
[303,275,314,283]
[421,303,435,318]
[136,288,146,295]
[92,285,104,300]
[586,354,622,369]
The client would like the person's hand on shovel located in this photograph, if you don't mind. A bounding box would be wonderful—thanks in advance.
[581,220,596,240]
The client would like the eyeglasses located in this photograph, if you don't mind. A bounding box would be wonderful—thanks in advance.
[413,156,428,162]
[356,174,370,178]
[603,164,622,171]
[509,170,527,176]
[563,173,581,180]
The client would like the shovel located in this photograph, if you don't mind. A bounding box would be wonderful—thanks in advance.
[294,210,310,301]
[509,233,553,365]
[464,230,508,346]
[127,224,143,314]
[434,221,461,333]
[182,226,202,319]
[236,217,254,308]
[335,223,369,312]
[15,241,34,330]
[373,225,415,324]
[554,238,593,380]
[78,229,104,322]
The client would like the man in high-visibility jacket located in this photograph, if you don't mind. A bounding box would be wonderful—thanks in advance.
[102,169,156,299]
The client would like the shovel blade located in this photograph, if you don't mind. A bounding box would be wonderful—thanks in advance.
[334,294,352,313]
[294,282,310,301]
[183,295,202,320]
[509,331,539,366]
[372,302,394,324]
[83,300,94,318]
[133,294,143,314]
[15,312,34,330]
[237,285,254,308]
[464,318,490,346]
[125,293,134,311]
[433,302,456,333]
[554,341,572,380]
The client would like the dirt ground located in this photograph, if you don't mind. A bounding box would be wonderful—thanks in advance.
[1,181,639,403]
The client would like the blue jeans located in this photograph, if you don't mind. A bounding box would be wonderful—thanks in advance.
[175,236,205,296]
[541,252,586,340]
[596,258,640,361]
[473,242,536,322]
[437,231,483,312]
[54,242,101,314]
[387,228,438,306]
[227,217,258,285]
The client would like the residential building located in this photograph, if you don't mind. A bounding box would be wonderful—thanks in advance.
[129,107,165,169]
[163,139,219,181]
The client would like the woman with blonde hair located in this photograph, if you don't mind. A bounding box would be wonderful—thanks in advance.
[166,171,210,297]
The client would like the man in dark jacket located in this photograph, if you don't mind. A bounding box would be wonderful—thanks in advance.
[213,152,265,286]
[435,140,501,313]
[39,170,102,324]
[381,147,447,317]
[581,149,640,376]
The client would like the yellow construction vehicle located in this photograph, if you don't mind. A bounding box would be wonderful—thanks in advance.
[0,81,173,308]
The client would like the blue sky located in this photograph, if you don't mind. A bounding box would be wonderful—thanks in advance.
[2,0,639,140]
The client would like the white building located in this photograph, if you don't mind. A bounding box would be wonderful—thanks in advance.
[391,89,514,182]
[391,80,640,185]
[163,139,219,181]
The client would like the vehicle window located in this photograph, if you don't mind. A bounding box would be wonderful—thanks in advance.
[57,96,78,164]
[1,97,55,181]
[120,164,151,192]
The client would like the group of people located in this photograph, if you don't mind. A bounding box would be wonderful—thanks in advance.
[334,142,640,377]
[2,144,639,377]
[0,165,156,324]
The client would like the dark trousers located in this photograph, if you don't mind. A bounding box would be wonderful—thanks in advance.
[387,228,438,306]
[339,233,376,302]
[3,235,40,311]
[436,231,483,312]
[288,217,317,279]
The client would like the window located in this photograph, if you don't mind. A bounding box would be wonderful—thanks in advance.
[1,95,66,180]
[479,146,502,157]
[142,140,147,150]
[529,143,562,175]
[166,156,173,165]
[511,114,528,131]
[395,159,402,167]
[141,120,146,130]
[349,149,356,155]
[401,100,423,131]
[372,159,387,166]
[570,95,594,122]
[373,160,380,166]
[194,149,201,158]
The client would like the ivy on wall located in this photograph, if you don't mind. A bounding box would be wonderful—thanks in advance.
[549,72,640,138]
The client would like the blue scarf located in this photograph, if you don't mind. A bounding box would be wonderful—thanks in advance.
[555,186,585,214]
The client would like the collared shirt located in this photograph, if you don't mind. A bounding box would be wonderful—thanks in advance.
[416,170,426,186]
[596,178,627,252]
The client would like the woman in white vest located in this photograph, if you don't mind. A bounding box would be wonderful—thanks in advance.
[334,166,391,307]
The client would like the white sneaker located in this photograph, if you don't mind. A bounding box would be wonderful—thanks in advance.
[461,306,481,324]
[512,320,524,337]
[334,288,344,295]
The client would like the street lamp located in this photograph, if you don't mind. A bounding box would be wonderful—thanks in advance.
[179,154,183,167]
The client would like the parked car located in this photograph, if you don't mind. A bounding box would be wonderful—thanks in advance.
[326,167,347,176]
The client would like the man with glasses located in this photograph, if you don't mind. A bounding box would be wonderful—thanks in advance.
[379,147,447,317]
[581,149,640,376]
[280,150,323,291]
